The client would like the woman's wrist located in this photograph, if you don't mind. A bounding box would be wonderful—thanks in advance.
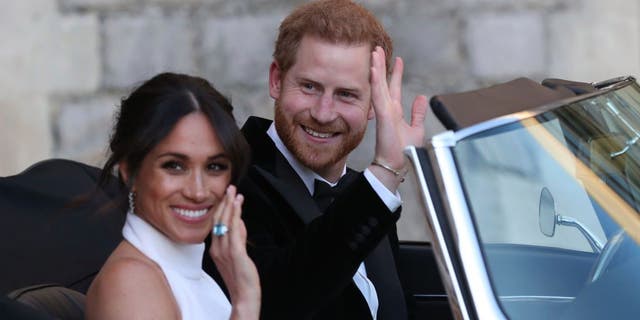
[231,299,261,320]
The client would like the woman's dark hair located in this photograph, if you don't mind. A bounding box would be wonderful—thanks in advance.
[98,72,250,191]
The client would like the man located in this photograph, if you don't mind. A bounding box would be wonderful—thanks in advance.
[207,1,427,319]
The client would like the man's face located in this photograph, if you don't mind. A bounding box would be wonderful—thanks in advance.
[270,35,374,181]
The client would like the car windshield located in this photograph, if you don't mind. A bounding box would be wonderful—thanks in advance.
[453,81,640,319]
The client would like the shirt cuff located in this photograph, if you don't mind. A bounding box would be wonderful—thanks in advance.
[363,168,402,212]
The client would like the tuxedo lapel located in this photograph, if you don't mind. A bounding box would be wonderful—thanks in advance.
[243,117,322,224]
[365,237,407,320]
[254,163,322,225]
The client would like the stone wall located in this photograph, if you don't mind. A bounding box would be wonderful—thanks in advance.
[2,0,638,240]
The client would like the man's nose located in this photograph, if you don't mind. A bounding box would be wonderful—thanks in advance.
[310,93,337,123]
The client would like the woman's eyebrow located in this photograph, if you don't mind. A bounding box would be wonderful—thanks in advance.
[208,154,230,161]
[156,152,230,161]
[156,152,188,160]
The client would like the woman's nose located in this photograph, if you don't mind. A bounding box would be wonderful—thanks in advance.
[184,171,207,201]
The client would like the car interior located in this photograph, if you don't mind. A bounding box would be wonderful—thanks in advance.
[1,159,453,319]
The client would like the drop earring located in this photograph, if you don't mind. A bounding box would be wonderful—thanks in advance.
[128,191,136,214]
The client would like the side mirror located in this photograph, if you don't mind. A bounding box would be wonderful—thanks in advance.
[539,187,557,237]
[538,187,603,252]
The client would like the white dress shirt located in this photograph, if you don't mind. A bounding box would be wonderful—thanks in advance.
[266,124,402,319]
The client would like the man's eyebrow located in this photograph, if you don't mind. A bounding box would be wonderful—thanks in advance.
[296,76,321,85]
[298,76,364,93]
[338,87,361,94]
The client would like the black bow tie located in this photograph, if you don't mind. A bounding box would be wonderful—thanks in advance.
[313,173,355,212]
[313,180,338,212]
[313,169,358,212]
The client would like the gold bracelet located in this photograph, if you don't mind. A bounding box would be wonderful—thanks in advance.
[371,160,407,182]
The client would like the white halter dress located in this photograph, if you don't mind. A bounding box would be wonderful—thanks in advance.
[122,211,232,320]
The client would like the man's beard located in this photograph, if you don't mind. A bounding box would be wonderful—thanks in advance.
[274,101,365,174]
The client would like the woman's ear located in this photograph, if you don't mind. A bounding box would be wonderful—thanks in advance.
[118,161,132,189]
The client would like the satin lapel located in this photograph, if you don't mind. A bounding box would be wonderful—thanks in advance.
[255,159,322,225]
[243,117,323,225]
[340,168,359,189]
[256,159,360,225]
[365,237,408,320]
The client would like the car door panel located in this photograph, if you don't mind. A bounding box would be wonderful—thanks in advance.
[398,241,454,319]
[483,244,596,320]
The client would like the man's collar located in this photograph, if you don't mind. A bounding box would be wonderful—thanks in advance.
[266,123,346,195]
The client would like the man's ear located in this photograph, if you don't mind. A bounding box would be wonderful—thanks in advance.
[118,161,132,189]
[269,61,282,100]
[368,104,375,120]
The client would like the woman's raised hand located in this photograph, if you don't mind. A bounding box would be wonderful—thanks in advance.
[210,185,261,320]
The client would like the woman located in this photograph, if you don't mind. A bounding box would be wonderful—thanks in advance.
[86,73,260,319]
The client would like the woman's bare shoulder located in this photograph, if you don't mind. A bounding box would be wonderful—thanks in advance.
[85,241,180,320]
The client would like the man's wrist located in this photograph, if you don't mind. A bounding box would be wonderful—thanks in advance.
[370,159,407,182]
[363,169,402,211]
[367,164,402,193]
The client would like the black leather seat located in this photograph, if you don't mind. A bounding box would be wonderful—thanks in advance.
[0,159,126,319]
[8,284,85,320]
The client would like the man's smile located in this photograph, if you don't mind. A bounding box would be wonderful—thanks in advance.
[302,125,337,139]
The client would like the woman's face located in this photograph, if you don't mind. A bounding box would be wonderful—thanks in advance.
[131,112,232,244]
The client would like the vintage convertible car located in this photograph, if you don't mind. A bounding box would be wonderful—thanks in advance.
[407,75,640,319]
[3,75,640,319]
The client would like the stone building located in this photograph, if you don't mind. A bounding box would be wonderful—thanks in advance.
[1,0,638,240]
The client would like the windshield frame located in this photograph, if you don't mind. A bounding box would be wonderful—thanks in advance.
[445,76,636,148]
[413,76,638,320]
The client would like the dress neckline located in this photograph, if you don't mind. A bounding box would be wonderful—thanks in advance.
[122,211,204,280]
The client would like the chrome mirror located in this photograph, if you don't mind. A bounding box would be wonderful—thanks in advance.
[539,187,556,237]
[538,187,603,252]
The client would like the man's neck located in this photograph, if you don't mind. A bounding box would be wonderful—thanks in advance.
[266,123,346,192]
[313,165,344,184]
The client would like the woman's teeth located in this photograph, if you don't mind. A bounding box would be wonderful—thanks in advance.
[174,208,207,218]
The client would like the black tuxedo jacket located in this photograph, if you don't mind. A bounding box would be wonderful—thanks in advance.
[214,117,408,319]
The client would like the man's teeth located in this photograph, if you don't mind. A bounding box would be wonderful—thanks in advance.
[304,127,332,138]
[174,208,208,218]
